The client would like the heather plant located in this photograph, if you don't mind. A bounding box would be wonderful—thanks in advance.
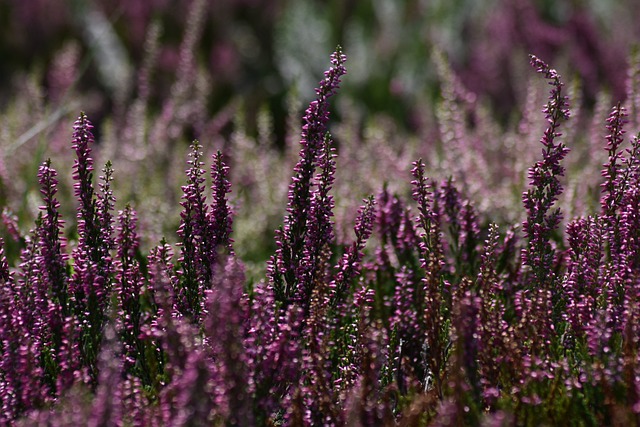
[5,35,640,427]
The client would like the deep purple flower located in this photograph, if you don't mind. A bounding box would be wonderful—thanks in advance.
[204,257,253,425]
[209,150,234,258]
[411,159,444,266]
[69,113,114,307]
[476,226,518,404]
[340,287,392,426]
[390,266,428,392]
[1,240,22,423]
[0,229,51,421]
[440,179,480,275]
[97,161,116,260]
[296,134,337,310]
[564,216,603,337]
[33,159,78,399]
[601,104,628,256]
[410,159,450,397]
[71,113,96,221]
[330,196,376,306]
[114,205,145,373]
[521,55,570,291]
[268,47,346,306]
[375,188,405,270]
[67,113,116,386]
[173,147,236,323]
[176,142,210,319]
[37,160,69,315]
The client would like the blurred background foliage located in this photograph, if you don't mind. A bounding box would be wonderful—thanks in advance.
[1,0,637,139]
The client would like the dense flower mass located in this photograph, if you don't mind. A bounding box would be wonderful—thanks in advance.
[3,42,640,426]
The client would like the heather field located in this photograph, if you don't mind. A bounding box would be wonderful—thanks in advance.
[3,1,640,426]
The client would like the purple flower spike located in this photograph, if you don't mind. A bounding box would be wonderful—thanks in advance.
[411,159,444,265]
[410,160,452,397]
[34,159,75,399]
[69,112,115,386]
[114,205,144,372]
[564,216,603,338]
[97,161,116,259]
[71,113,96,221]
[601,103,629,260]
[440,179,480,275]
[37,160,69,315]
[297,133,337,309]
[269,47,346,306]
[0,240,21,423]
[209,150,234,258]
[70,114,113,305]
[341,291,392,426]
[374,188,409,269]
[177,141,209,319]
[522,55,570,291]
[330,196,376,306]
